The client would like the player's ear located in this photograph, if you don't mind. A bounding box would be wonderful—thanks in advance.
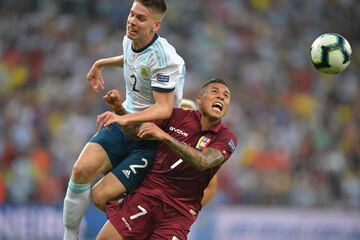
[195,96,202,106]
[152,21,161,32]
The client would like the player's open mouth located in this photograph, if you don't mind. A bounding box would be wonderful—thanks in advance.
[212,102,223,111]
[128,27,137,33]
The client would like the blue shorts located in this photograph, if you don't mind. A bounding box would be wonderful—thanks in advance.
[89,124,158,192]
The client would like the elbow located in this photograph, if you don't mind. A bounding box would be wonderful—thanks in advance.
[197,155,223,171]
[164,108,172,119]
[158,105,173,119]
[186,158,207,172]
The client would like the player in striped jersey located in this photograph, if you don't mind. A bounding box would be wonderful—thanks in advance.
[62,1,185,239]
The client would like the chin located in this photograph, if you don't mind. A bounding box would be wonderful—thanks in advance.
[126,32,137,40]
[208,113,223,122]
[126,33,134,40]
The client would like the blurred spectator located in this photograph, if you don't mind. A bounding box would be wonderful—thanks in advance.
[0,0,359,211]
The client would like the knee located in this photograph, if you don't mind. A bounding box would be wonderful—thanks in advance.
[72,161,91,183]
[91,187,107,212]
[71,143,111,183]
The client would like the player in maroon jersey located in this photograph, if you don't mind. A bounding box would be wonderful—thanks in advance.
[180,98,218,206]
[95,78,237,240]
[90,96,218,212]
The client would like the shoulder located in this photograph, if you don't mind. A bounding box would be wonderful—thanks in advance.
[171,108,192,118]
[168,108,197,123]
[156,108,197,129]
[207,125,238,159]
[123,35,131,47]
[220,125,238,142]
[150,36,184,68]
[209,122,238,149]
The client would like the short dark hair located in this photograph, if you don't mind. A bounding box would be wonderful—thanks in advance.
[136,0,167,15]
[200,78,230,90]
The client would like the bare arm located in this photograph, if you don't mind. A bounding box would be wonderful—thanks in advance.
[98,91,175,127]
[93,55,125,68]
[118,91,174,124]
[87,55,125,94]
[137,123,225,172]
[102,89,127,116]
[201,174,218,205]
[163,138,224,171]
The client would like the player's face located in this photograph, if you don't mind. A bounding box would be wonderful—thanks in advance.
[127,2,161,49]
[198,83,231,121]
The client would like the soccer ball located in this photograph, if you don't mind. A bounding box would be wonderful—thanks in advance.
[310,33,352,74]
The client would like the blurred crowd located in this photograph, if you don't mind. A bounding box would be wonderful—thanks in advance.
[0,0,359,210]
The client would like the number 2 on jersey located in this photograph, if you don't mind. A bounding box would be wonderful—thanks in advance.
[131,74,140,92]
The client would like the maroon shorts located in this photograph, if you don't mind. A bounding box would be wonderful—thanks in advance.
[106,192,194,240]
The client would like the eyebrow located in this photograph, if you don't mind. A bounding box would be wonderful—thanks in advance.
[130,10,148,20]
[211,86,231,96]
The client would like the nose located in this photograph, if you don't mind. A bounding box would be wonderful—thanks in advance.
[217,95,224,101]
[128,16,135,25]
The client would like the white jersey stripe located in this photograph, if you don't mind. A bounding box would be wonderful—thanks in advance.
[157,42,168,66]
[154,42,166,67]
[170,159,183,169]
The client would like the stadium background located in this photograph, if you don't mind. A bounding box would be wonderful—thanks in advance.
[0,0,359,239]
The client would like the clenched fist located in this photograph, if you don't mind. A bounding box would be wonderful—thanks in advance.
[103,89,122,111]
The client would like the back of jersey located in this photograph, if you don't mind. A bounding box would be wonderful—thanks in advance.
[122,35,185,113]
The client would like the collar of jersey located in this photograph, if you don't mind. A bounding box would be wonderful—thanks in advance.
[132,34,159,53]
[194,110,223,133]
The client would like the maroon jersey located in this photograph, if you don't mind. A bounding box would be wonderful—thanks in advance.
[135,108,237,220]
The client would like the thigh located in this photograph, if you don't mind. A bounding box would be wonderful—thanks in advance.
[111,144,157,192]
[96,220,124,240]
[150,204,193,240]
[72,142,112,182]
[92,172,126,203]
[89,124,131,167]
[105,193,156,240]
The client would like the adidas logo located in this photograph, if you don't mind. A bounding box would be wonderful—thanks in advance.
[122,169,131,178]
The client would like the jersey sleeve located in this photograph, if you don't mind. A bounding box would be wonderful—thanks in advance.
[150,63,181,93]
[148,44,184,93]
[208,130,238,162]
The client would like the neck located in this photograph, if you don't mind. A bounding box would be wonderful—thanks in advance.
[200,115,219,131]
[132,34,156,50]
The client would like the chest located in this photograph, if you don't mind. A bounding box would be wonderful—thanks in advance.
[155,129,214,176]
[123,56,152,94]
[162,121,215,160]
[124,50,152,79]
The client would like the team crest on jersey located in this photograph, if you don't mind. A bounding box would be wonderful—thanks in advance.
[196,136,211,151]
[140,66,150,79]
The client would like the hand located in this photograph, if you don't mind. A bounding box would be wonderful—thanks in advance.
[103,89,122,111]
[87,62,105,94]
[96,111,128,129]
[137,122,166,141]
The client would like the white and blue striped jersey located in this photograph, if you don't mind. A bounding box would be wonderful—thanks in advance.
[122,34,185,113]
